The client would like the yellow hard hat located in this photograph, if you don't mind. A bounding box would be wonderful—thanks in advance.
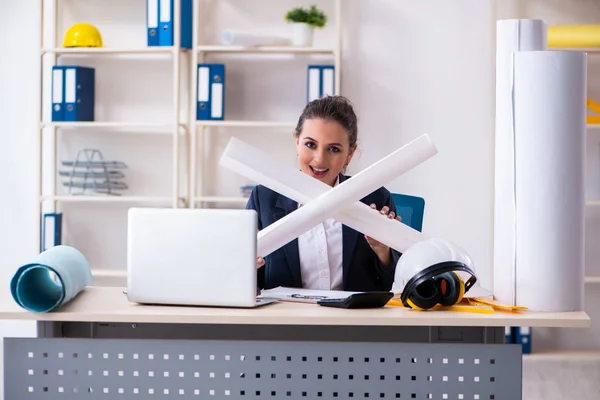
[63,23,103,48]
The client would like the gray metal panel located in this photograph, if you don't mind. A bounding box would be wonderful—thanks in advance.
[5,337,521,399]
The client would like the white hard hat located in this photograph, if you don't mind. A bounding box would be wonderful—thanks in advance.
[392,238,477,310]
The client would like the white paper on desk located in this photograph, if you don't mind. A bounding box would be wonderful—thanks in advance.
[493,19,547,306]
[221,30,291,47]
[259,287,361,304]
[513,51,586,312]
[254,134,437,257]
[219,137,429,254]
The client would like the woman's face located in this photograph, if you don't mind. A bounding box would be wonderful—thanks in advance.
[295,118,356,186]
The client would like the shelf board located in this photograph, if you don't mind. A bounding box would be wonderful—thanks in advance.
[90,268,126,287]
[43,121,178,128]
[585,275,600,284]
[42,121,186,133]
[196,120,296,128]
[194,196,249,204]
[41,196,177,204]
[42,47,179,56]
[550,47,600,53]
[197,45,335,54]
[523,350,600,360]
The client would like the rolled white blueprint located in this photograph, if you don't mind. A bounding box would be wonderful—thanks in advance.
[513,50,586,312]
[220,137,431,253]
[494,19,547,306]
[249,134,437,257]
[221,30,291,47]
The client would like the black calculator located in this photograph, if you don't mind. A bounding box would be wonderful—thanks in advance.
[317,292,394,309]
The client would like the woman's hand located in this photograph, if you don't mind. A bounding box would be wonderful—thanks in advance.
[256,228,266,269]
[365,204,402,268]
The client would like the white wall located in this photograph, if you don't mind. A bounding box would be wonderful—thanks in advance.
[0,0,498,396]
[342,0,496,289]
[0,0,43,397]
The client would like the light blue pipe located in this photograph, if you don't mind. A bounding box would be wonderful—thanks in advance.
[10,245,92,313]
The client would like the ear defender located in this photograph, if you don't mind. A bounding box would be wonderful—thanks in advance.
[434,272,465,306]
[404,279,440,311]
[402,271,467,310]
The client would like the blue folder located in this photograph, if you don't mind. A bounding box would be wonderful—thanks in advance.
[51,66,65,121]
[10,246,92,313]
[63,66,95,122]
[307,64,335,103]
[147,0,159,46]
[197,63,225,120]
[158,0,192,49]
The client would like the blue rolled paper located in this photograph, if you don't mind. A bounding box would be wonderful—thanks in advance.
[10,245,92,313]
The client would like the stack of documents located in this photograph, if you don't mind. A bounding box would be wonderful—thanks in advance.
[259,287,361,304]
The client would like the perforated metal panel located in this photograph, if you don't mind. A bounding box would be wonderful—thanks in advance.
[4,338,521,399]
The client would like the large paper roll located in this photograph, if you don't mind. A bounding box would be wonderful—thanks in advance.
[493,19,547,306]
[513,51,586,312]
[220,137,429,254]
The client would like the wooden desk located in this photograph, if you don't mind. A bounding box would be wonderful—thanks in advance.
[0,286,591,400]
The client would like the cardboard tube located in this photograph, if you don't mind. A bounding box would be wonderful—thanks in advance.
[220,134,436,257]
[220,138,432,254]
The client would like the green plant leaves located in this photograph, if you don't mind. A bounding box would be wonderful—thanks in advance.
[285,5,327,28]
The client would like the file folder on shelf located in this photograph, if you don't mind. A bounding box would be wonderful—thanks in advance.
[63,66,95,122]
[515,326,532,354]
[147,0,159,46]
[504,326,514,344]
[51,66,65,121]
[197,63,225,121]
[158,0,192,49]
[41,213,62,252]
[307,65,335,103]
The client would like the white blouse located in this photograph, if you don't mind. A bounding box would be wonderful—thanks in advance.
[297,178,344,290]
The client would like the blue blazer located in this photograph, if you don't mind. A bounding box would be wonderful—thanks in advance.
[246,174,402,292]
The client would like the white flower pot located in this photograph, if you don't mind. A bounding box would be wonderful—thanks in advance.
[291,22,314,47]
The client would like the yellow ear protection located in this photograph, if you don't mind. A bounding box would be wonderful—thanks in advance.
[400,262,477,310]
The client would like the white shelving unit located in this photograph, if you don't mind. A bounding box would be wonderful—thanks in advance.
[37,0,189,253]
[37,0,343,256]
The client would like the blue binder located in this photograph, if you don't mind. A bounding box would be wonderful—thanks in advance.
[504,326,515,344]
[41,213,62,252]
[197,63,225,121]
[147,0,159,46]
[51,66,65,121]
[158,0,192,49]
[63,66,95,122]
[515,326,532,354]
[307,65,335,103]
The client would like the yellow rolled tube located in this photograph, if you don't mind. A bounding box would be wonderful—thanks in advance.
[548,25,600,48]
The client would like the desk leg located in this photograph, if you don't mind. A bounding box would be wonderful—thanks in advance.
[9,324,520,399]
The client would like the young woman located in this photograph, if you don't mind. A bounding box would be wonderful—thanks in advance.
[246,95,402,292]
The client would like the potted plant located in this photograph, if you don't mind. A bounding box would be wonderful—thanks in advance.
[285,5,327,47]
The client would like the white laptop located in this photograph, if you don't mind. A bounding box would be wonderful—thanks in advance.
[126,207,275,308]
